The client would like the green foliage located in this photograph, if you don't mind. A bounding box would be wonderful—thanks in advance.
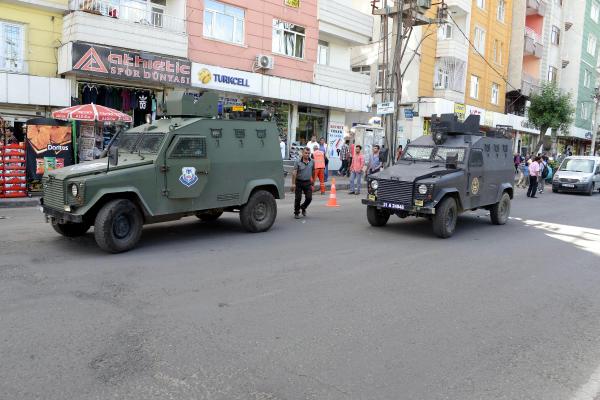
[528,83,574,137]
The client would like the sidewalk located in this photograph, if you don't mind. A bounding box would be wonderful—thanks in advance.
[0,195,40,209]
[283,173,366,192]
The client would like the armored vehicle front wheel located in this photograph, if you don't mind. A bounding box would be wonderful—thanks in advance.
[52,221,91,237]
[490,192,511,225]
[196,209,224,222]
[94,199,143,253]
[432,197,457,238]
[240,190,277,233]
[366,206,390,227]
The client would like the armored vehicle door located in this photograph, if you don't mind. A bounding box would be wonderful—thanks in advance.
[467,148,484,208]
[163,135,211,199]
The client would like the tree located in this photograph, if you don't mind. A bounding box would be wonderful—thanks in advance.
[527,83,574,154]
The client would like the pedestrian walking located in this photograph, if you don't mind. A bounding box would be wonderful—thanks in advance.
[338,139,350,176]
[366,144,382,176]
[319,137,329,182]
[379,144,389,165]
[280,137,286,159]
[306,136,318,155]
[514,153,521,174]
[527,156,542,198]
[395,145,404,162]
[516,158,529,188]
[539,155,549,194]
[312,144,326,195]
[291,147,314,219]
[348,145,365,195]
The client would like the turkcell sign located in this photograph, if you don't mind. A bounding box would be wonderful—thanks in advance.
[191,63,262,95]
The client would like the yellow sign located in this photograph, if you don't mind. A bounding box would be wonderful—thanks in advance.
[454,103,466,121]
[471,177,480,195]
[284,0,300,7]
[414,199,424,207]
[231,105,245,112]
[197,68,212,84]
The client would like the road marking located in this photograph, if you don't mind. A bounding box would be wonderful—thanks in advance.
[571,363,600,400]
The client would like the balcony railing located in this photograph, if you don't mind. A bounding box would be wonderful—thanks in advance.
[68,0,185,34]
[524,27,543,58]
[522,73,540,96]
[526,0,546,16]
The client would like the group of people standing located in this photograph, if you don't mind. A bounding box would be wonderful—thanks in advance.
[514,153,551,199]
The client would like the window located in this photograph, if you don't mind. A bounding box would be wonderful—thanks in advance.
[469,149,484,167]
[170,137,207,158]
[497,0,505,21]
[491,83,500,104]
[438,24,452,40]
[317,40,329,65]
[0,21,25,72]
[493,39,503,64]
[470,75,480,99]
[581,102,591,120]
[203,0,245,45]
[474,27,486,54]
[548,66,558,83]
[476,0,485,10]
[592,1,600,22]
[376,64,386,88]
[584,69,592,87]
[551,26,560,45]
[435,65,449,89]
[352,65,371,75]
[272,19,305,58]
[434,57,466,92]
[588,34,598,56]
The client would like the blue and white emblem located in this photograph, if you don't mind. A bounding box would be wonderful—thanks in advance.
[179,166,198,187]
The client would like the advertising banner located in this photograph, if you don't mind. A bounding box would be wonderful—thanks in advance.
[71,42,191,87]
[26,118,73,180]
[454,103,466,121]
[191,63,262,95]
[327,122,345,159]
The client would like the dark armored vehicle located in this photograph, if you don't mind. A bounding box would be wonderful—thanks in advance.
[41,92,284,253]
[361,114,514,238]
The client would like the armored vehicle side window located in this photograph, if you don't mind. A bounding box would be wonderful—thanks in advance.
[170,137,207,158]
[403,146,433,160]
[469,149,484,167]
[117,132,165,153]
[435,147,466,162]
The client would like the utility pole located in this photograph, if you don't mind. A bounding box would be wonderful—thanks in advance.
[592,87,600,156]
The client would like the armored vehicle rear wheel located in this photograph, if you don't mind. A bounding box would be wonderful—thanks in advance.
[52,221,91,237]
[490,192,511,225]
[432,197,457,238]
[94,199,143,253]
[366,206,390,227]
[196,209,224,222]
[240,190,277,233]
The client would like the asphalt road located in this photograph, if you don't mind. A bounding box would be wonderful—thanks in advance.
[1,187,600,400]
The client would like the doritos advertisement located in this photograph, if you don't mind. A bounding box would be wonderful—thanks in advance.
[26,119,73,180]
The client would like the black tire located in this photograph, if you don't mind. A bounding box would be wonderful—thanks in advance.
[552,187,559,193]
[239,190,277,233]
[196,209,224,222]
[586,183,595,196]
[490,192,511,225]
[432,196,458,238]
[366,206,390,227]
[94,199,143,253]
[52,221,91,237]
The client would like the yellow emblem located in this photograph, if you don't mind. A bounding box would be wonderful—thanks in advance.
[471,177,480,195]
[198,68,212,84]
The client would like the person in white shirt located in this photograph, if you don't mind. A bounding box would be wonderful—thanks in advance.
[280,137,286,159]
[306,136,318,154]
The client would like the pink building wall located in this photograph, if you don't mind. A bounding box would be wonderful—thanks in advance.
[523,56,540,78]
[525,15,543,36]
[187,0,318,83]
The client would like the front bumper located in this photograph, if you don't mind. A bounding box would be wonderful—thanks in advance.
[41,202,84,224]
[552,182,591,193]
[361,198,435,215]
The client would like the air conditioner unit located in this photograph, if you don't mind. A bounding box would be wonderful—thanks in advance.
[417,0,432,9]
[256,55,275,70]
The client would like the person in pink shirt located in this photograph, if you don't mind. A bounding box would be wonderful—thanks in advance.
[348,145,365,195]
[527,156,542,198]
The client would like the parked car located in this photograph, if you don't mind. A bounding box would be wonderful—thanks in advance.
[552,156,600,196]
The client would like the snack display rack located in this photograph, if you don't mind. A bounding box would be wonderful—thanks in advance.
[0,143,27,198]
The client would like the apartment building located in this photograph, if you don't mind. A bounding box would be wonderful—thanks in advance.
[187,0,373,163]
[0,0,71,139]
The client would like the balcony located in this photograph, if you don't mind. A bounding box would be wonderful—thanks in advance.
[526,0,546,16]
[524,28,543,58]
[444,0,470,15]
[63,0,187,58]
[318,0,373,45]
[522,74,540,97]
[436,38,468,61]
[314,64,371,94]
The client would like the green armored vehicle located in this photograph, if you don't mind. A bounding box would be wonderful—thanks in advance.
[362,114,514,238]
[41,92,284,253]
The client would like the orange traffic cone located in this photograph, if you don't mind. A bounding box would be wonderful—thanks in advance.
[326,178,340,207]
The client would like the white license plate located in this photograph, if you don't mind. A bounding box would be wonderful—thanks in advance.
[562,184,575,188]
[382,202,404,210]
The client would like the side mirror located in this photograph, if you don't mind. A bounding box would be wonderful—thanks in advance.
[108,145,119,166]
[446,152,458,169]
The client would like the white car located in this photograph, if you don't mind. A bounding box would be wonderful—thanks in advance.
[552,156,600,196]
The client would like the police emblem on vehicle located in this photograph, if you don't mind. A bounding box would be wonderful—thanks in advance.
[471,177,480,195]
[179,167,199,187]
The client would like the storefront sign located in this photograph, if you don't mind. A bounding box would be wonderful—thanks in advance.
[231,105,245,112]
[377,102,394,115]
[284,0,300,7]
[327,122,345,159]
[454,103,466,121]
[466,105,486,122]
[404,109,414,119]
[71,42,191,86]
[191,63,262,95]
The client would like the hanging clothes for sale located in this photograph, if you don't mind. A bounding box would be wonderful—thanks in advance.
[134,90,151,126]
[81,85,98,104]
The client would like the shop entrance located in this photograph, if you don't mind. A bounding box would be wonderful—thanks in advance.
[297,106,328,145]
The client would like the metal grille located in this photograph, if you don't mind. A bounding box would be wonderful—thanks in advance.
[377,180,413,205]
[43,177,65,210]
[559,178,578,183]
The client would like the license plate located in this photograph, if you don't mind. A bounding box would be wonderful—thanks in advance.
[414,200,424,207]
[368,194,376,201]
[562,184,575,188]
[382,202,404,210]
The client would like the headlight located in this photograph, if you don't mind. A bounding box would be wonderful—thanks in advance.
[370,180,379,190]
[70,183,79,197]
[418,184,428,195]
[581,176,590,183]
